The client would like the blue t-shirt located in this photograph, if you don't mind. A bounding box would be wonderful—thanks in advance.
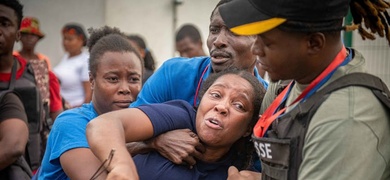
[136,100,235,179]
[38,102,98,180]
[131,56,268,107]
[36,100,239,179]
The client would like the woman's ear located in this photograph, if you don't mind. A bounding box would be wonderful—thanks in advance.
[89,73,94,90]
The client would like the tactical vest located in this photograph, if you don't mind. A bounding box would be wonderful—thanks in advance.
[0,58,46,171]
[252,73,390,180]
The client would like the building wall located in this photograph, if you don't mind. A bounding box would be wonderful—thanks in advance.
[352,32,390,86]
[17,0,105,67]
[17,0,218,68]
[105,0,219,67]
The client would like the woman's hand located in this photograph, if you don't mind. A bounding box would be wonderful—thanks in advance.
[150,129,205,167]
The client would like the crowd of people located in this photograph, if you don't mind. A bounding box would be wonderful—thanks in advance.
[0,0,389,179]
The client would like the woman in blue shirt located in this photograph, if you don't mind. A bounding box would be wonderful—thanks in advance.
[37,26,143,180]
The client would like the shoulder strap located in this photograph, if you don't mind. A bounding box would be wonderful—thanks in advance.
[321,72,389,95]
[24,62,37,83]
[292,72,390,118]
[8,58,36,90]
[8,58,18,90]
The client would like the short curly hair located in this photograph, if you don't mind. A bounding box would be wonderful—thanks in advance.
[175,24,202,43]
[87,26,143,77]
[0,0,23,29]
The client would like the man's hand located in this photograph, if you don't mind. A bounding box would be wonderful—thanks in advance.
[150,129,205,167]
[227,166,261,180]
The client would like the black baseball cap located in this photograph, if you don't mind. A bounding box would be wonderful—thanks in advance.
[219,0,351,35]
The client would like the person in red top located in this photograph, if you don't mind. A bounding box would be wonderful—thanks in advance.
[10,16,63,120]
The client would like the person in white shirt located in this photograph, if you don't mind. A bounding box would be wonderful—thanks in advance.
[54,23,91,108]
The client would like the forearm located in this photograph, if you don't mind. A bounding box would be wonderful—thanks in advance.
[87,118,138,179]
[126,141,154,156]
[0,119,29,170]
[86,108,154,179]
[0,142,25,170]
[60,148,108,180]
[86,114,130,167]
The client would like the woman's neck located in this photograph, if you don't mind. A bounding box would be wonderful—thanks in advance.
[198,145,230,163]
[19,49,38,61]
[68,50,82,58]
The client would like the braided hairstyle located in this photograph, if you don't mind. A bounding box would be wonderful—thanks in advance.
[348,0,390,45]
[278,0,390,45]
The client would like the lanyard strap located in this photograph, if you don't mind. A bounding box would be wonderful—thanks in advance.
[9,58,18,90]
[254,47,349,137]
[193,64,210,107]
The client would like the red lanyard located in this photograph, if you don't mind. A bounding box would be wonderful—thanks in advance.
[254,47,348,137]
[193,64,210,107]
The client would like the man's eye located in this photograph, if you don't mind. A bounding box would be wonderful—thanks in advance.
[209,27,220,34]
[0,21,11,27]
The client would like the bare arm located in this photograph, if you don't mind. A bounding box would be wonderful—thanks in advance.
[60,148,107,180]
[0,119,29,170]
[86,108,154,179]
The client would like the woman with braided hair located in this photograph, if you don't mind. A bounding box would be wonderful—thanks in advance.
[218,0,390,179]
